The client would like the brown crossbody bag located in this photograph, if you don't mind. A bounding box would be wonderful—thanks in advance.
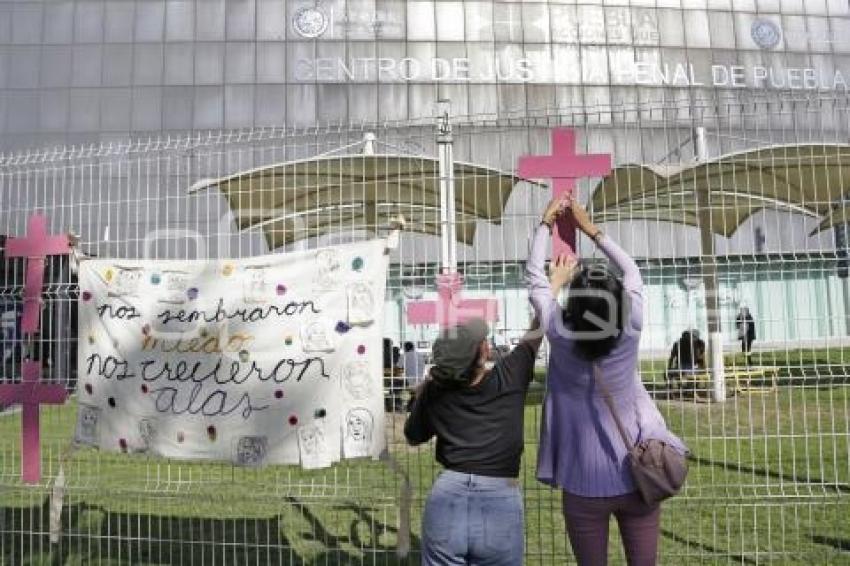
[593,364,689,505]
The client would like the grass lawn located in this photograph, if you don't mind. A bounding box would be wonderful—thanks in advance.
[1,352,848,564]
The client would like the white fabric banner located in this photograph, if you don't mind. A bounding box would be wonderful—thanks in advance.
[75,239,389,469]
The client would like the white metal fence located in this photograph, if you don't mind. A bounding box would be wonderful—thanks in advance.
[1,95,849,564]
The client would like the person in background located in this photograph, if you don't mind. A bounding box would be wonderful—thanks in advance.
[405,315,543,566]
[736,307,756,365]
[666,329,706,389]
[526,196,688,566]
[402,341,425,387]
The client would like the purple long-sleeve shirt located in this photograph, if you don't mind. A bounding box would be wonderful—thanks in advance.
[526,225,688,497]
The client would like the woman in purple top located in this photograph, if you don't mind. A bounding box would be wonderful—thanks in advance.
[526,197,687,566]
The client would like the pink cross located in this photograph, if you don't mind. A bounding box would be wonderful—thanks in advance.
[407,272,499,328]
[0,361,68,484]
[518,129,612,258]
[5,215,71,334]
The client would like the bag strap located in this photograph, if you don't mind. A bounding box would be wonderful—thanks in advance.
[592,363,634,449]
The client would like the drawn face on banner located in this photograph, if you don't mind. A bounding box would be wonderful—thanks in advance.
[314,249,340,290]
[345,408,373,444]
[159,271,190,304]
[76,405,100,445]
[342,361,371,400]
[347,282,375,325]
[236,436,268,466]
[110,268,142,297]
[302,321,335,352]
[138,418,157,449]
[299,424,326,455]
[243,267,270,303]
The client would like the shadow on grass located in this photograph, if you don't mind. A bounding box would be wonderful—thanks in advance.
[688,455,850,494]
[660,528,758,565]
[1,496,417,565]
[810,535,850,553]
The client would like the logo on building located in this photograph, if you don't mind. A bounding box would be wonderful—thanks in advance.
[293,6,330,38]
[751,19,782,50]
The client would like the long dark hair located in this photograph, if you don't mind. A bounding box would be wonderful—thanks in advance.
[563,265,627,360]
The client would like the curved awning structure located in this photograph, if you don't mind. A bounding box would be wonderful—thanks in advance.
[191,154,537,249]
[590,144,850,237]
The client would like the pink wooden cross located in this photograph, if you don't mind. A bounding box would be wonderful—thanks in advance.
[518,129,612,258]
[0,361,68,484]
[5,214,71,334]
[407,272,499,327]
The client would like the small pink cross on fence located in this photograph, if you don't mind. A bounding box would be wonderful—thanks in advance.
[0,361,68,484]
[518,128,612,258]
[406,272,499,328]
[5,214,71,334]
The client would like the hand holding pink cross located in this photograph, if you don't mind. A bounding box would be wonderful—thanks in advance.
[518,129,612,258]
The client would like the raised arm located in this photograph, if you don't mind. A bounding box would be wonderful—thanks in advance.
[525,224,557,329]
[565,197,644,331]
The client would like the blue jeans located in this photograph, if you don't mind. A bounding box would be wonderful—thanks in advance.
[421,470,524,565]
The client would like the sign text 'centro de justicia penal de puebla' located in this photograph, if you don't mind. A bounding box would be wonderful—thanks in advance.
[293,57,850,92]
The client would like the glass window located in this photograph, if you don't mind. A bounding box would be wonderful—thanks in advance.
[7,91,40,134]
[226,43,256,84]
[196,0,226,41]
[832,19,850,54]
[162,86,195,130]
[581,46,610,85]
[105,2,135,43]
[194,43,226,85]
[40,89,69,132]
[39,47,72,88]
[348,42,378,82]
[757,0,781,11]
[0,52,7,90]
[436,2,464,42]
[133,44,165,86]
[255,84,287,126]
[0,6,11,45]
[468,84,497,116]
[550,5,578,43]
[72,45,102,87]
[287,42,316,82]
[347,0,378,41]
[407,42,436,82]
[578,6,605,45]
[552,44,581,84]
[608,46,636,85]
[683,10,710,49]
[257,0,287,40]
[707,11,735,49]
[44,2,74,45]
[193,86,224,129]
[286,85,317,127]
[131,87,163,132]
[378,84,407,121]
[496,43,529,84]
[632,9,660,46]
[605,7,632,45]
[466,42,495,83]
[826,0,848,16]
[407,2,435,41]
[226,0,256,41]
[807,17,831,53]
[101,88,132,132]
[408,83,438,119]
[464,2,493,42]
[164,44,195,86]
[377,41,406,83]
[526,84,555,113]
[136,0,166,43]
[497,83,526,114]
[225,85,255,128]
[437,83,468,116]
[75,1,104,43]
[524,44,552,83]
[102,44,133,87]
[522,3,550,44]
[12,4,42,45]
[257,43,286,83]
[166,0,195,42]
[9,47,40,89]
[493,3,522,42]
[377,0,406,41]
[658,9,685,48]
[317,85,349,124]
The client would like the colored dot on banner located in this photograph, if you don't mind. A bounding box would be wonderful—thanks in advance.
[274,390,284,399]
[284,336,294,346]
[187,288,199,300]
[142,324,151,335]
[150,273,161,285]
[222,264,234,276]
[352,257,365,271]
[84,383,93,395]
[357,345,366,355]
[88,335,95,344]
[199,328,208,338]
[108,397,116,408]
[288,415,298,426]
[335,321,351,334]
[141,384,149,394]
[314,408,327,419]
[239,350,250,362]
[118,438,127,452]
[177,432,185,444]
[82,291,92,302]
[207,425,217,441]
[276,284,287,295]
[105,269,114,282]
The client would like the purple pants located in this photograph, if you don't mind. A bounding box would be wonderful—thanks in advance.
[562,491,661,566]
